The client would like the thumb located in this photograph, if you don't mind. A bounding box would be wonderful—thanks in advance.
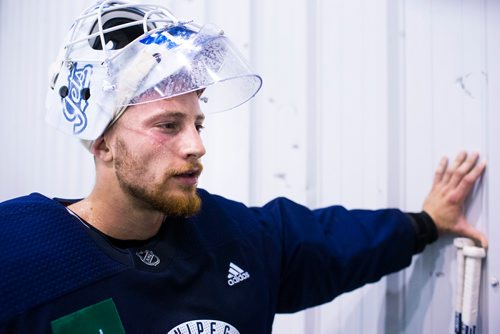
[453,219,488,248]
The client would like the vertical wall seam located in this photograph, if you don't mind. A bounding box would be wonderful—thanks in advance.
[385,0,408,332]
[481,0,489,331]
[248,0,258,206]
[304,0,319,331]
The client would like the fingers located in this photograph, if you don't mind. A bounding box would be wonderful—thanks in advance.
[432,156,448,187]
[437,152,484,196]
[458,223,489,249]
[478,233,488,249]
[441,151,467,185]
[453,160,486,202]
[449,152,480,188]
[429,151,487,248]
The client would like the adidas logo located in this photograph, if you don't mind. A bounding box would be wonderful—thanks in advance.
[227,262,250,286]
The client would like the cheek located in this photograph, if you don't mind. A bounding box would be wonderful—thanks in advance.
[139,132,175,165]
[145,132,178,155]
[148,131,170,146]
[114,130,176,165]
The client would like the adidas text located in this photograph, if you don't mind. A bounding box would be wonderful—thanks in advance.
[228,272,250,286]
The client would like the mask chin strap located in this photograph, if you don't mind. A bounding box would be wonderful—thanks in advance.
[79,138,95,152]
[78,103,126,152]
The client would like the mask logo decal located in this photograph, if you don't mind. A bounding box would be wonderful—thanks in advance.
[62,63,92,135]
[140,26,195,48]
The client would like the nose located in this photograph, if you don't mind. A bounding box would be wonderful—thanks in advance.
[180,125,206,160]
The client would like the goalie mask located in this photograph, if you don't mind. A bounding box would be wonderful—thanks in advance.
[46,0,262,140]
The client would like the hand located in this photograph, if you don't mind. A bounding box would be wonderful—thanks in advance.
[422,151,487,247]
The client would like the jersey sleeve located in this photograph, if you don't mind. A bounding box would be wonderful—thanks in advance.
[250,197,417,313]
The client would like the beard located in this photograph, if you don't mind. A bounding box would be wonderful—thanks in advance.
[113,139,202,218]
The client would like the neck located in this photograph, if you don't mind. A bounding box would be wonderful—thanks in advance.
[68,185,166,241]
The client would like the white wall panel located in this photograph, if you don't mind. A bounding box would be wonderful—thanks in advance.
[395,0,495,333]
[250,0,309,208]
[0,0,94,201]
[313,0,390,333]
[250,0,310,331]
[485,1,500,332]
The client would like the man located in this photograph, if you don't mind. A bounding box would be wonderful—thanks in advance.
[0,1,487,333]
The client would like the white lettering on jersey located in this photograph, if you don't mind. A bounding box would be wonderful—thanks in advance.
[168,320,240,334]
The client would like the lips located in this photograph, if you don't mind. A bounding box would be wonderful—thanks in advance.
[172,167,202,186]
[175,168,201,178]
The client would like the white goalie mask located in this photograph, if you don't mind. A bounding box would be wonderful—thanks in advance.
[46,0,262,140]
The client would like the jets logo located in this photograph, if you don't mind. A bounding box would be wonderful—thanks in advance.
[62,63,92,135]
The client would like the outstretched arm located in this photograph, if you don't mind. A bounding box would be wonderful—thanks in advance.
[422,151,487,247]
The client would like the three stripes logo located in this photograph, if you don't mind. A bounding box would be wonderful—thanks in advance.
[227,262,250,286]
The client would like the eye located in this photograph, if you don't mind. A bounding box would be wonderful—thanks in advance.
[196,124,205,133]
[159,122,179,131]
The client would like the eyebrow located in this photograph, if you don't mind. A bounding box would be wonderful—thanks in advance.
[146,111,205,123]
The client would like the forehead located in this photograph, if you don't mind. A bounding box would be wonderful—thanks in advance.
[122,92,204,123]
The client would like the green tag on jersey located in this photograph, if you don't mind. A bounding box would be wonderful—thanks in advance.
[51,298,125,334]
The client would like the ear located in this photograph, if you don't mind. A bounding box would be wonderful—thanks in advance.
[91,135,113,163]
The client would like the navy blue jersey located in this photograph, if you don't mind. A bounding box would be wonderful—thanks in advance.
[0,189,417,333]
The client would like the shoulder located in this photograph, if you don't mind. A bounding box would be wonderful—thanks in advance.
[195,189,296,232]
[197,188,302,217]
[0,193,77,235]
[0,193,126,325]
[0,193,87,271]
[195,189,312,241]
[197,188,251,215]
[0,193,70,235]
[193,188,257,238]
[0,192,58,209]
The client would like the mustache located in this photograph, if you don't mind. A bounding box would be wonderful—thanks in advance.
[169,162,203,177]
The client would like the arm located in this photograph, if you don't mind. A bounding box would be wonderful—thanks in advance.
[422,151,487,247]
[254,199,417,312]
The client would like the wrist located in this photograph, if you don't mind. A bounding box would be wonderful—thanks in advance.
[406,211,439,254]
